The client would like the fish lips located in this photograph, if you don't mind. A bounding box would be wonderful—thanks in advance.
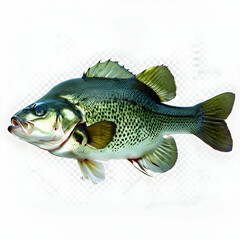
[8,115,34,135]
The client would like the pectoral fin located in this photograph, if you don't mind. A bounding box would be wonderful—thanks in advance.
[86,121,116,149]
[78,159,105,183]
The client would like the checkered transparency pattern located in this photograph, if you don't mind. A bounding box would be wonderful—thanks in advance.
[16,40,233,205]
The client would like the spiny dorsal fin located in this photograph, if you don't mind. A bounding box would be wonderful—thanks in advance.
[137,135,178,173]
[85,60,135,79]
[87,121,116,149]
[78,159,105,183]
[136,65,176,102]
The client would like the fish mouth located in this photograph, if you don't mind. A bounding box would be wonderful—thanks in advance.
[8,116,34,135]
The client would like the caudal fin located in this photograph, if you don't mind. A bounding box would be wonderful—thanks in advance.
[195,92,235,152]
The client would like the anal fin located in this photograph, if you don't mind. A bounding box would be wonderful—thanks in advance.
[77,159,105,183]
[134,135,178,174]
[128,158,152,176]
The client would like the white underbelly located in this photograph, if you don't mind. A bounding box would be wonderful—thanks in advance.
[84,135,163,161]
[50,133,164,162]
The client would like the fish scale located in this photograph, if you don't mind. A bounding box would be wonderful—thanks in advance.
[84,99,159,152]
[85,100,200,153]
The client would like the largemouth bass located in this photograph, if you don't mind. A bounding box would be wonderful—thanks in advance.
[8,60,235,183]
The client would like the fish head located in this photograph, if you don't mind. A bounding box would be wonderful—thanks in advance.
[8,99,82,151]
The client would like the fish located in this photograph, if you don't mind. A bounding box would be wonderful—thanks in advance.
[8,60,235,183]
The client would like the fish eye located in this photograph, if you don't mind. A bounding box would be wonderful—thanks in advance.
[34,105,47,116]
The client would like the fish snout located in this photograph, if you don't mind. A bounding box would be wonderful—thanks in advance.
[8,115,34,134]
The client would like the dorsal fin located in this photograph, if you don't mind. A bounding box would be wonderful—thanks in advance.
[85,60,135,79]
[136,65,176,102]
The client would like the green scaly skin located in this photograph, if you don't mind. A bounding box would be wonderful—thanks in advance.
[50,78,200,161]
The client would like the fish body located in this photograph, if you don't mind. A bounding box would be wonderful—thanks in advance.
[8,60,235,183]
[49,78,197,160]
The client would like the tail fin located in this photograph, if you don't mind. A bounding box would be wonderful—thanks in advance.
[194,92,235,152]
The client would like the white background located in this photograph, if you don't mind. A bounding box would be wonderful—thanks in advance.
[1,0,240,240]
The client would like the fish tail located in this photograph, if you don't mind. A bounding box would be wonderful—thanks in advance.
[194,92,235,152]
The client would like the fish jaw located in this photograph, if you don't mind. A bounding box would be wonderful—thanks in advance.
[8,115,34,136]
[8,115,79,152]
